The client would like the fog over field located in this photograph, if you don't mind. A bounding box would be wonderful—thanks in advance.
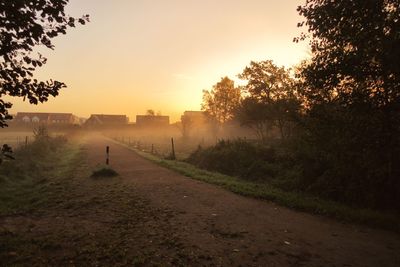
[1,0,399,266]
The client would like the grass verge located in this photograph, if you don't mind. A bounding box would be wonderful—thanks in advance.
[0,139,82,216]
[113,139,400,233]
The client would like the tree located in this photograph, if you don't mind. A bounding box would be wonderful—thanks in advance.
[271,98,301,140]
[0,0,89,127]
[146,109,155,116]
[145,109,162,116]
[178,113,193,140]
[237,60,300,141]
[296,0,400,209]
[238,60,295,102]
[201,76,241,127]
[296,0,400,107]
[235,97,272,142]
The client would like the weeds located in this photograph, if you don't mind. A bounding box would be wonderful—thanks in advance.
[91,166,118,178]
[0,133,71,215]
[0,144,14,165]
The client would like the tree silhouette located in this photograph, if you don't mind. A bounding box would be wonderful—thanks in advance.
[146,109,156,116]
[238,60,294,102]
[0,0,89,127]
[201,77,241,138]
[296,0,400,209]
[201,77,241,124]
[235,97,272,142]
[237,60,299,141]
[296,0,400,107]
[179,113,193,140]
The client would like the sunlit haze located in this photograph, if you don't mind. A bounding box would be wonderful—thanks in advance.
[8,0,308,122]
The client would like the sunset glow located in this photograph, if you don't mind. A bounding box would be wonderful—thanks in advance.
[8,0,308,122]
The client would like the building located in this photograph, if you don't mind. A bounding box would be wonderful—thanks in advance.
[178,111,208,138]
[84,114,129,127]
[14,112,80,125]
[181,111,207,126]
[136,115,169,128]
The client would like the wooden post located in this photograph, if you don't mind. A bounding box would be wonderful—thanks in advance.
[25,136,28,147]
[151,144,154,154]
[106,146,110,165]
[171,138,176,160]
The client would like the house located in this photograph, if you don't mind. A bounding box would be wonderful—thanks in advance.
[181,111,207,126]
[14,112,80,125]
[84,114,129,127]
[178,111,208,138]
[136,115,169,128]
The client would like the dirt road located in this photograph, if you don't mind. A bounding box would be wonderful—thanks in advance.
[84,135,399,266]
[1,134,399,266]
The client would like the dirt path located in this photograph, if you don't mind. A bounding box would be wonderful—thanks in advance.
[1,134,399,266]
[84,135,399,267]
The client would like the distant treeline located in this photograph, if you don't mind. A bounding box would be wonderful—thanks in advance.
[191,1,400,212]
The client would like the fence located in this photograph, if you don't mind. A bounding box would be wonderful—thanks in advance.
[0,133,33,149]
[110,135,202,160]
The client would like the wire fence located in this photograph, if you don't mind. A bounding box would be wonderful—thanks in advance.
[0,133,34,149]
[110,135,202,160]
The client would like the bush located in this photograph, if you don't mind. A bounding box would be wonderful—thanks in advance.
[91,166,118,178]
[290,103,400,211]
[186,139,279,181]
[187,127,400,213]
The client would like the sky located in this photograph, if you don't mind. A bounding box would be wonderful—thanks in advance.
[8,0,309,122]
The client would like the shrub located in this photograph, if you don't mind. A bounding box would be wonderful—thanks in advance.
[91,167,118,178]
[186,139,279,181]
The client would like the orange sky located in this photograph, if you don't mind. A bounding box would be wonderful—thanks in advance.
[8,0,309,122]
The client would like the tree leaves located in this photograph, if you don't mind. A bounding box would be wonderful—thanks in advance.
[295,0,400,209]
[201,77,241,125]
[236,60,300,141]
[0,0,89,127]
[296,0,400,107]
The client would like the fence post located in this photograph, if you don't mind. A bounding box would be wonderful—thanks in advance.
[171,138,176,160]
[25,136,28,147]
[106,146,110,165]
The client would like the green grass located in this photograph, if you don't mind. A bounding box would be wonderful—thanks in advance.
[113,140,400,233]
[0,138,84,264]
[0,140,81,216]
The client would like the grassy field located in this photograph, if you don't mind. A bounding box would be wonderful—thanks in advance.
[113,141,400,233]
[1,135,398,265]
[0,137,79,215]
